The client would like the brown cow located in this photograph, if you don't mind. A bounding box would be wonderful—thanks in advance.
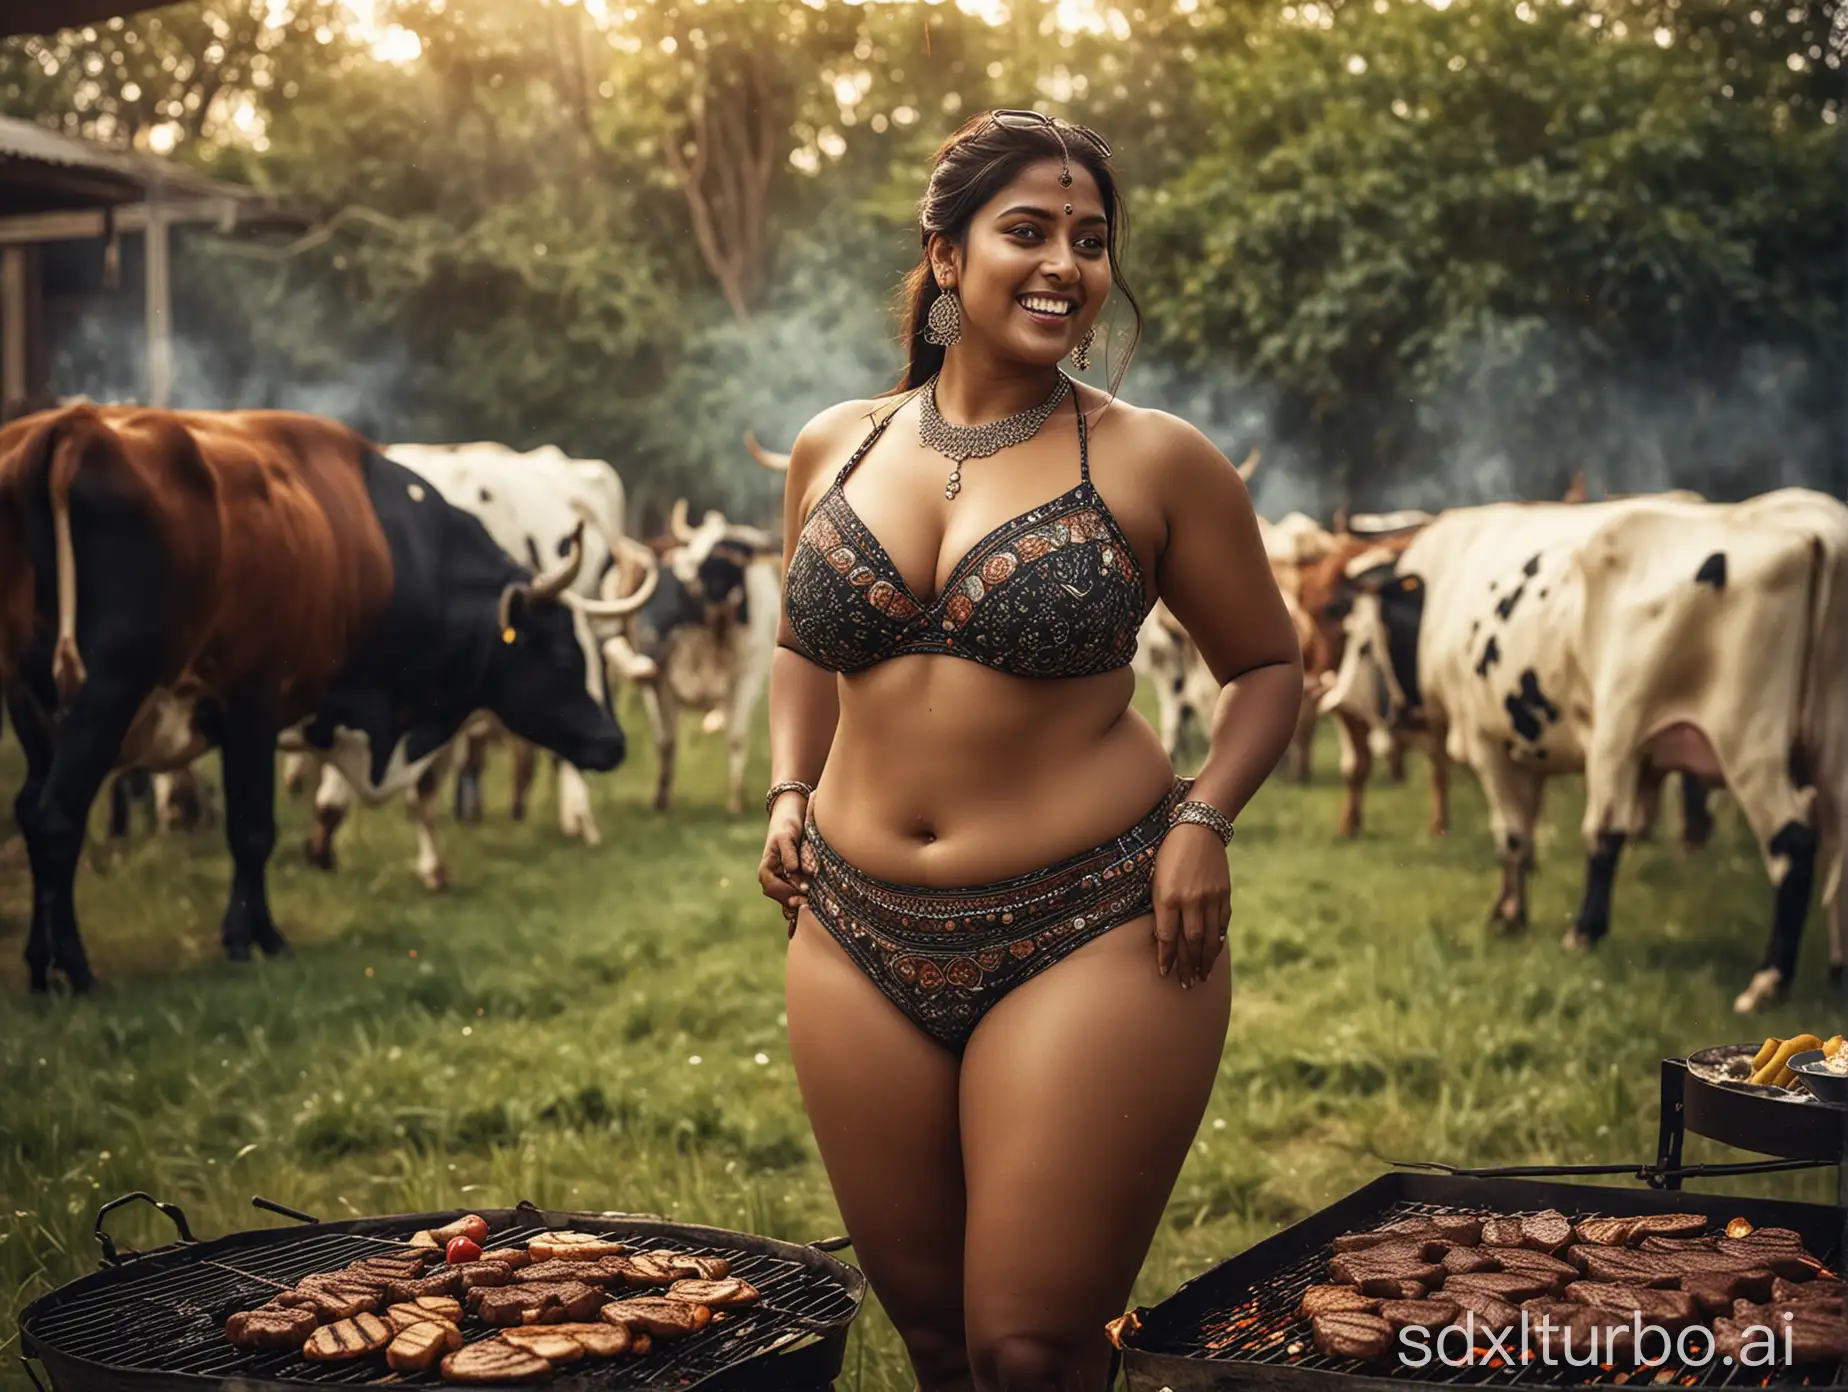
[0,405,626,993]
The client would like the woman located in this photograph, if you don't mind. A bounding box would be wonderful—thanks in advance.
[757,110,1303,1392]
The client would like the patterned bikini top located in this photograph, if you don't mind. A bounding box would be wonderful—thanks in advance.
[782,396,1151,678]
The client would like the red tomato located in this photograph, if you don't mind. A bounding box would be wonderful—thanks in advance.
[445,1236,483,1264]
[458,1214,490,1244]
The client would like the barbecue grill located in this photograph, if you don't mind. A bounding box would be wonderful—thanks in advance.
[1114,1173,1846,1392]
[18,1194,866,1392]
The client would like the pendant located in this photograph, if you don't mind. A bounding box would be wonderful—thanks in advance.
[945,467,962,500]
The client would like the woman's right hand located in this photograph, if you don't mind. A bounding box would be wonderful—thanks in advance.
[758,794,810,936]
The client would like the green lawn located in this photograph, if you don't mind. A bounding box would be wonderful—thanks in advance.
[0,684,1840,1390]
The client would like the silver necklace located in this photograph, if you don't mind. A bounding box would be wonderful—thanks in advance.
[919,372,1071,500]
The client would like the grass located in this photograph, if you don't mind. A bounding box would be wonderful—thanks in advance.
[0,682,1840,1390]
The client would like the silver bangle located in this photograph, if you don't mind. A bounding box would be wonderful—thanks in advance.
[764,780,814,816]
[1169,799,1236,846]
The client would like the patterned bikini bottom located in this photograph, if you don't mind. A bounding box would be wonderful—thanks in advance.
[798,777,1193,1052]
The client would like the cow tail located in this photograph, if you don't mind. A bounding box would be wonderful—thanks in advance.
[1804,531,1846,911]
[48,430,89,704]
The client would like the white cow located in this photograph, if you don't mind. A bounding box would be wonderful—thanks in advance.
[287,442,658,887]
[1322,491,1847,1011]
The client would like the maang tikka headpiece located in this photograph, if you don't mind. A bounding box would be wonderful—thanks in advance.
[985,109,1113,190]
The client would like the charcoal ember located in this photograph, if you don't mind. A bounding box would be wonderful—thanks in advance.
[1443,1288,1518,1333]
[1311,1311,1393,1360]
[1299,1286,1382,1319]
[1519,1210,1572,1254]
[1774,1276,1844,1304]
[1481,1218,1527,1248]
[225,1306,318,1350]
[1638,1235,1720,1255]
[1564,1282,1699,1332]
[1328,1254,1445,1288]
[1441,1247,1500,1276]
[1681,1269,1775,1314]
[1378,1299,1459,1333]
[1357,1276,1429,1300]
[1443,1271,1556,1304]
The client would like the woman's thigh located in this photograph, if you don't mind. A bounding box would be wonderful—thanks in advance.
[785,909,971,1384]
[959,913,1231,1391]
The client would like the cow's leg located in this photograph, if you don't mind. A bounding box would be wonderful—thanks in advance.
[1679,773,1715,850]
[1155,671,1183,762]
[218,700,287,961]
[1734,819,1819,1014]
[556,763,599,845]
[19,680,146,992]
[1633,766,1665,844]
[106,770,141,839]
[453,729,488,823]
[1333,713,1371,838]
[280,750,312,798]
[9,687,58,993]
[156,768,204,833]
[509,739,538,821]
[1289,698,1316,783]
[410,751,452,891]
[1383,730,1407,784]
[642,683,677,813]
[1475,746,1543,934]
[1568,832,1627,950]
[725,639,769,819]
[1427,738,1451,838]
[304,758,347,871]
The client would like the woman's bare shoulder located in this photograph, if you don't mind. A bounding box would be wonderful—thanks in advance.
[1077,388,1229,485]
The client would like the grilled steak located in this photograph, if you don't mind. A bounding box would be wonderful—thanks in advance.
[473,1281,605,1326]
[440,1341,556,1383]
[1328,1254,1445,1287]
[383,1270,466,1304]
[297,1271,392,1299]
[1311,1311,1393,1361]
[1564,1282,1699,1331]
[1430,1216,1484,1245]
[667,1276,761,1307]
[303,1311,393,1361]
[481,1247,532,1270]
[1444,1271,1556,1304]
[386,1318,462,1372]
[272,1288,378,1320]
[1732,1299,1848,1326]
[1331,1219,1444,1254]
[1378,1299,1459,1333]
[497,1328,588,1364]
[1681,1269,1775,1313]
[450,1260,514,1291]
[1358,1277,1429,1300]
[599,1252,680,1286]
[1725,1227,1803,1249]
[1574,1217,1639,1247]
[1628,1214,1709,1242]
[1299,1286,1382,1318]
[1709,1243,1812,1280]
[1488,1248,1579,1290]
[518,1258,622,1286]
[1573,1248,1681,1287]
[529,1231,630,1262]
[1775,1276,1844,1304]
[1519,1210,1572,1254]
[1440,1247,1499,1276]
[531,1322,634,1358]
[225,1306,318,1350]
[1638,1235,1720,1254]
[640,1250,733,1280]
[348,1255,431,1279]
[1481,1218,1527,1248]
[387,1296,466,1331]
[1560,1308,1637,1364]
[600,1296,713,1339]
[1715,1310,1848,1364]
[1443,1288,1518,1332]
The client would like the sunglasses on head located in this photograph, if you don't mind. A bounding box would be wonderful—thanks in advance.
[987,108,1112,161]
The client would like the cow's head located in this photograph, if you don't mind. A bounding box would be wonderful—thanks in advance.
[483,522,658,771]
[666,499,776,620]
[1318,563,1426,733]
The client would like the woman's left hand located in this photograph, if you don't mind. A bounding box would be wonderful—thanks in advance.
[1150,823,1232,988]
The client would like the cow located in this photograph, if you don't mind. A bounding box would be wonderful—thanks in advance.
[1320,491,1848,1012]
[0,405,630,994]
[285,440,660,887]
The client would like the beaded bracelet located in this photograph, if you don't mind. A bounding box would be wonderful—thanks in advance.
[1169,799,1236,846]
[764,780,814,816]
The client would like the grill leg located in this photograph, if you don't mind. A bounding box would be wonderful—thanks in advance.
[1655,1059,1687,1191]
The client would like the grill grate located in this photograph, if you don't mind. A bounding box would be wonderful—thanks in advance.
[1136,1198,1844,1390]
[27,1217,859,1388]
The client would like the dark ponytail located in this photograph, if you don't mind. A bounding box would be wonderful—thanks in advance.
[890,111,1143,399]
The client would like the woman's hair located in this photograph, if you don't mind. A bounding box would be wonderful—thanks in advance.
[891,111,1143,398]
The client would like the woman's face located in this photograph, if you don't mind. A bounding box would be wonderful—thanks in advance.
[934,157,1112,369]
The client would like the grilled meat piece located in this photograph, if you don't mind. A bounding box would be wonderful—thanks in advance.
[1311,1311,1393,1360]
[1564,1282,1699,1331]
[383,1270,466,1304]
[529,1231,630,1262]
[1299,1286,1382,1319]
[1429,1216,1484,1245]
[1710,1243,1812,1280]
[1328,1254,1445,1287]
[386,1318,462,1372]
[272,1288,378,1320]
[1559,1309,1637,1364]
[297,1271,393,1299]
[1573,1217,1639,1247]
[388,1297,466,1332]
[600,1253,680,1287]
[473,1281,605,1327]
[1444,1272,1556,1304]
[1638,1235,1720,1254]
[348,1255,431,1279]
[1775,1276,1844,1303]
[1488,1249,1579,1290]
[1572,1248,1681,1287]
[1681,1269,1775,1313]
[600,1296,713,1339]
[1330,1219,1444,1254]
[1480,1218,1526,1248]
[1443,1288,1518,1332]
[518,1258,623,1287]
[1519,1210,1572,1254]
[1358,1277,1429,1300]
[1440,1247,1499,1276]
[530,1322,635,1358]
[1715,1310,1848,1364]
[451,1260,514,1291]
[1733,1299,1848,1325]
[639,1250,733,1280]
[1725,1227,1802,1249]
[225,1306,318,1350]
[303,1312,393,1361]
[440,1341,556,1383]
[1378,1299,1459,1333]
[481,1247,532,1270]
[497,1328,588,1364]
[1627,1214,1709,1242]
[667,1277,760,1308]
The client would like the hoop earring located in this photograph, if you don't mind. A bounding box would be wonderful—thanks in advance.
[924,289,962,348]
[1070,326,1095,371]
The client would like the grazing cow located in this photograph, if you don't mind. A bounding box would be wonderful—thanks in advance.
[610,497,780,816]
[1321,491,1848,1011]
[287,440,659,887]
[0,405,629,993]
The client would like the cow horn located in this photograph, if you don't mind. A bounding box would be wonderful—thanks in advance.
[722,521,777,552]
[745,430,792,472]
[530,520,585,601]
[669,497,695,542]
[1235,448,1260,482]
[571,537,662,619]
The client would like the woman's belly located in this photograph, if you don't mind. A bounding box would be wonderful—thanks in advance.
[810,656,1177,886]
